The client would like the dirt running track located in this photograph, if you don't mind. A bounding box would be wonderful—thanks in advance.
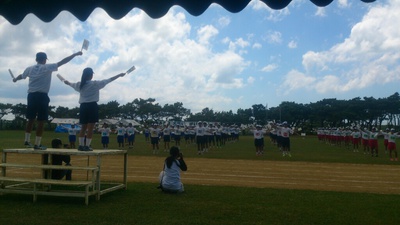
[3,154,400,195]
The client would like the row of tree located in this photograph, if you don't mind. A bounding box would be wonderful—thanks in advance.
[2,93,400,131]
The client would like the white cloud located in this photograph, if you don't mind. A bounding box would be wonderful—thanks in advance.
[261,64,278,72]
[264,31,282,44]
[218,16,231,27]
[279,70,316,95]
[288,40,297,49]
[227,38,250,54]
[297,1,400,95]
[197,25,219,45]
[337,0,350,8]
[315,7,326,17]
[247,76,255,84]
[248,0,291,22]
[252,43,262,49]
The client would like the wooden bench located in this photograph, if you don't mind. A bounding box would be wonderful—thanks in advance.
[0,163,99,205]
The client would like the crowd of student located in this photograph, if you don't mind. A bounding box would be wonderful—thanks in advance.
[316,127,399,161]
[144,122,241,155]
[250,122,295,157]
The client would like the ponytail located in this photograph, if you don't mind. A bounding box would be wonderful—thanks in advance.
[80,67,94,90]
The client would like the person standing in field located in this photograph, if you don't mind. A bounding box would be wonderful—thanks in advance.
[144,126,150,142]
[162,124,172,152]
[382,128,399,161]
[368,127,381,157]
[126,123,138,149]
[360,128,370,155]
[63,123,80,149]
[251,125,266,156]
[383,128,390,154]
[116,122,126,149]
[98,123,111,149]
[276,122,294,157]
[351,128,361,152]
[63,67,126,151]
[13,51,82,150]
[195,121,205,155]
[150,123,161,154]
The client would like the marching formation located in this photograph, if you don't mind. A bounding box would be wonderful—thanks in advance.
[250,122,295,157]
[143,122,241,155]
[317,127,399,161]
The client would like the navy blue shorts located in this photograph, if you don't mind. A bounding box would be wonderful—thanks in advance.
[102,136,109,144]
[69,135,76,142]
[79,102,98,124]
[26,92,50,121]
[151,137,159,145]
[254,138,264,147]
[117,135,124,143]
[128,134,135,142]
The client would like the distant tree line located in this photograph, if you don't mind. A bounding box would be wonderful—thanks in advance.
[1,93,400,132]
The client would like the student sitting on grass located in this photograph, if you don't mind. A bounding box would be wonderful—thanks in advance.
[158,146,187,193]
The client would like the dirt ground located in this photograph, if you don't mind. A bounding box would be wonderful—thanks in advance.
[3,154,400,195]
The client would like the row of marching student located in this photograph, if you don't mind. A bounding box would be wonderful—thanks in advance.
[250,122,295,157]
[145,122,241,155]
[317,127,399,161]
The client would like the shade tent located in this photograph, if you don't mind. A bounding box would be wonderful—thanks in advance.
[99,119,140,126]
[120,119,141,127]
[1,0,376,25]
[51,118,80,133]
[51,118,79,125]
[99,119,120,126]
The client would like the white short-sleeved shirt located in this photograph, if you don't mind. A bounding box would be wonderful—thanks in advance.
[253,129,265,139]
[99,128,111,137]
[126,127,136,135]
[163,127,171,135]
[279,127,293,138]
[150,127,160,138]
[162,160,183,191]
[68,79,113,104]
[116,127,126,136]
[22,63,58,93]
[195,126,205,136]
[68,127,79,136]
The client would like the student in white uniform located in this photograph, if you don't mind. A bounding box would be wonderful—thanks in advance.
[13,51,82,150]
[98,123,111,149]
[251,125,266,156]
[63,67,126,151]
[159,146,187,193]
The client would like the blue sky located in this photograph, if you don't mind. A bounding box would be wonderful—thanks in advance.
[1,0,399,114]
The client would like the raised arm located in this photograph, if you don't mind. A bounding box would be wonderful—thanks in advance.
[109,73,126,82]
[57,51,83,67]
[178,153,187,171]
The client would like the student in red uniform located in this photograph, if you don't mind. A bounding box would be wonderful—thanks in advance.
[385,128,399,161]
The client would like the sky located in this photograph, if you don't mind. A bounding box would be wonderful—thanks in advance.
[1,0,399,114]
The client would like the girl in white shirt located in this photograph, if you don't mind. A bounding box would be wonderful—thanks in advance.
[159,146,187,193]
[64,67,125,151]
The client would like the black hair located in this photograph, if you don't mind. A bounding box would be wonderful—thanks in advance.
[80,67,94,90]
[165,146,180,169]
[51,138,62,148]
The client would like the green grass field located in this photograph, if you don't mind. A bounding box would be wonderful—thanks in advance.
[1,130,399,225]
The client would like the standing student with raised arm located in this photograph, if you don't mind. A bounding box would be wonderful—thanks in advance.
[63,67,126,151]
[13,51,82,150]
